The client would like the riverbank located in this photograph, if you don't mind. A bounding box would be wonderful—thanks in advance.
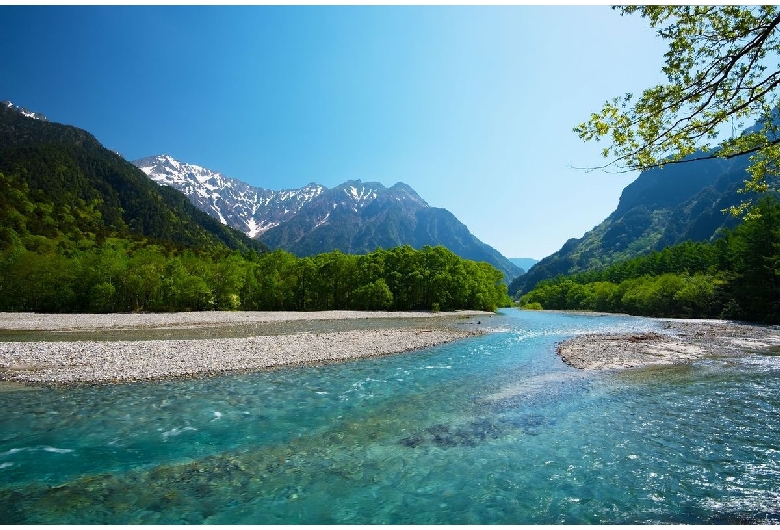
[556,318,780,370]
[0,310,492,386]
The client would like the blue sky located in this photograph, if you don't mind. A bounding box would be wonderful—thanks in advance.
[0,5,669,259]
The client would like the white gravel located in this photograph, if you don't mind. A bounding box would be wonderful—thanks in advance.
[0,310,486,331]
[556,319,780,370]
[0,311,490,385]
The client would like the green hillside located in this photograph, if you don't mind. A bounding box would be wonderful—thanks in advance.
[0,104,267,254]
[0,105,510,313]
[511,151,753,296]
[518,196,780,323]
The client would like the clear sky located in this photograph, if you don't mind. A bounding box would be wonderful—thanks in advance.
[0,5,669,259]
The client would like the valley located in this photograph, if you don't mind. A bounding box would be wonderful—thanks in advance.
[134,154,521,280]
[3,6,780,524]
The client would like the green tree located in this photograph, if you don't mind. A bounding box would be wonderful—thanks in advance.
[576,6,780,215]
[674,273,717,317]
[122,246,167,311]
[248,249,298,311]
[719,196,780,320]
[208,252,248,310]
[5,250,77,312]
[384,245,424,309]
[352,279,394,310]
[76,240,130,312]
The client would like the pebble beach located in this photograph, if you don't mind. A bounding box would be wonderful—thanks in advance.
[7,310,773,384]
[0,310,491,386]
[556,318,780,371]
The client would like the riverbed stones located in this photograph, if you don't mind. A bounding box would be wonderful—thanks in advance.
[0,311,490,386]
[556,318,780,371]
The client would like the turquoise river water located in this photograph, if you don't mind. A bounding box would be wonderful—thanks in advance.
[1,309,779,524]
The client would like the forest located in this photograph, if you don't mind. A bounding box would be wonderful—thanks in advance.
[0,117,511,315]
[518,196,780,324]
[0,237,511,314]
[0,156,511,314]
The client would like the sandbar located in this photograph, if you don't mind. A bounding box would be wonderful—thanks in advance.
[557,318,780,370]
[0,310,492,386]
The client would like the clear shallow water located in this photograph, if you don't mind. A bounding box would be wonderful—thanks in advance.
[1,309,779,524]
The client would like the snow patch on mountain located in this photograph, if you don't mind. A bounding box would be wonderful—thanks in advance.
[133,154,326,239]
[2,100,48,121]
[131,154,521,281]
[314,212,331,229]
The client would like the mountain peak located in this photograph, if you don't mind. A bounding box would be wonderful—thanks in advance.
[131,156,520,281]
[2,100,48,121]
[134,154,219,186]
[332,180,385,206]
[132,155,327,238]
[389,182,428,207]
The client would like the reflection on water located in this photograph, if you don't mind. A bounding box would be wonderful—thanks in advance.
[1,309,780,524]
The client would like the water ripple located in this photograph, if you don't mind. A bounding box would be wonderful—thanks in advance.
[1,309,779,523]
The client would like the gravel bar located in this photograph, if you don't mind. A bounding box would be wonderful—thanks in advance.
[556,318,780,370]
[0,311,491,386]
[0,310,488,331]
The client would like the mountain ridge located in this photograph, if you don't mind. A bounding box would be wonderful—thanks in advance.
[134,154,326,238]
[511,149,755,295]
[2,100,48,121]
[134,154,521,281]
[0,104,266,254]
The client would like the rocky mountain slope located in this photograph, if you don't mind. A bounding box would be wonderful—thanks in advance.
[2,100,48,121]
[134,155,324,238]
[511,150,755,295]
[134,155,521,281]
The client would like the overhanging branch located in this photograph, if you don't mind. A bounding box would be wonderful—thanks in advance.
[572,135,780,174]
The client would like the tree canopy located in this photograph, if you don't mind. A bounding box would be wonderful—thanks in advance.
[0,233,512,314]
[576,6,780,215]
[518,196,780,323]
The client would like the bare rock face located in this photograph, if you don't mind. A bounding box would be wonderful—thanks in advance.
[134,154,325,238]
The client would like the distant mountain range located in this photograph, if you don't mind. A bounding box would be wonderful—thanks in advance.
[134,155,324,238]
[134,154,522,281]
[508,258,538,274]
[511,147,758,295]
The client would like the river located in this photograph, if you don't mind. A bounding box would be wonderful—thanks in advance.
[1,309,779,523]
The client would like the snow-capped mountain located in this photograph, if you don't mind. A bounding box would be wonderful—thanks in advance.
[134,154,324,238]
[2,100,48,121]
[132,154,522,280]
[134,155,424,241]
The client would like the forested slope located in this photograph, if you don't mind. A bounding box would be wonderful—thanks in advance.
[518,196,780,323]
[512,151,751,296]
[0,104,266,253]
[0,106,510,313]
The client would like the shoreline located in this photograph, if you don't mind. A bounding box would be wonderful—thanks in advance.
[0,309,490,331]
[556,318,780,371]
[0,310,492,386]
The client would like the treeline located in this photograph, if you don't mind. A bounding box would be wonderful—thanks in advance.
[0,154,510,314]
[0,109,513,314]
[0,239,511,313]
[518,196,780,323]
